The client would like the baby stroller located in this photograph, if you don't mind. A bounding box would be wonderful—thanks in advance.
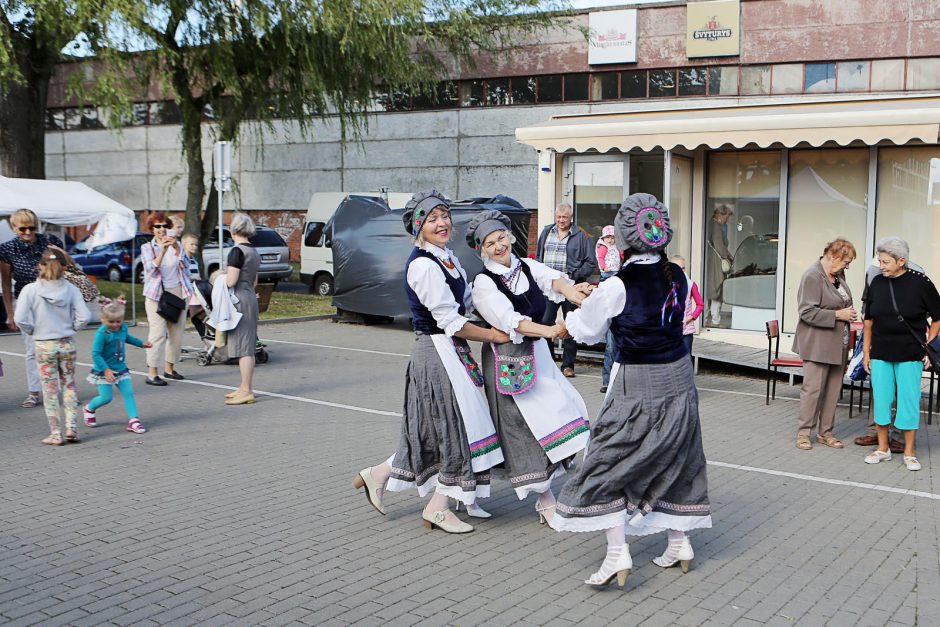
[183,279,269,366]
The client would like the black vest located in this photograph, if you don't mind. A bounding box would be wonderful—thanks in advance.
[479,260,547,324]
[404,247,466,335]
[610,261,688,365]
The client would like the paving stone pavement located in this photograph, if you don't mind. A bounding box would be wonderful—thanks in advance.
[1,319,939,626]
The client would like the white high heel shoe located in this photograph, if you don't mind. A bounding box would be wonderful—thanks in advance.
[652,535,694,573]
[422,509,474,533]
[535,502,555,525]
[352,467,386,515]
[585,544,632,588]
[455,501,492,519]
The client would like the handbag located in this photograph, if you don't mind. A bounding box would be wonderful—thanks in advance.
[887,280,940,372]
[706,239,732,274]
[846,334,867,381]
[63,265,100,303]
[156,290,186,321]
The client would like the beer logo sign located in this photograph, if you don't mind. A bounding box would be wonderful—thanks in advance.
[693,16,733,41]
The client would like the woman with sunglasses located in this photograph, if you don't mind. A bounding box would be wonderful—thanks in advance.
[139,212,193,387]
[0,208,67,408]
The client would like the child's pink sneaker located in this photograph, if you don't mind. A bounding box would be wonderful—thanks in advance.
[83,406,97,427]
[127,419,147,434]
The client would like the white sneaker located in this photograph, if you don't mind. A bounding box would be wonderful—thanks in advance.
[83,406,97,427]
[904,456,922,471]
[864,450,892,464]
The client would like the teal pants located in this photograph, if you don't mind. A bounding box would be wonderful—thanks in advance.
[87,379,138,419]
[870,359,922,431]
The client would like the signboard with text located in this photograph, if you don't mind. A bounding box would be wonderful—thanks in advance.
[588,9,637,65]
[687,0,741,58]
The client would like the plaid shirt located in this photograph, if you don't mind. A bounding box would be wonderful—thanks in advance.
[542,227,570,274]
[140,241,194,301]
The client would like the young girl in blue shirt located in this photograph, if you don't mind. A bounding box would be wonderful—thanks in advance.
[84,297,151,434]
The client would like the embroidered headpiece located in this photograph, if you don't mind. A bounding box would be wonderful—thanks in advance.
[614,193,673,254]
[402,189,450,236]
[465,209,512,251]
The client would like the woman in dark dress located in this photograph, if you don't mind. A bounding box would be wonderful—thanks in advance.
[467,210,592,524]
[555,193,712,589]
[224,213,261,406]
[353,190,510,534]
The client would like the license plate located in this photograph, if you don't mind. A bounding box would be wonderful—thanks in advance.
[261,254,278,261]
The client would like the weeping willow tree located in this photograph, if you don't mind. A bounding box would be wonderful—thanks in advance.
[85,0,570,251]
[0,0,128,178]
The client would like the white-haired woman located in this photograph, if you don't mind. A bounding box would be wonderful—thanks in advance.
[467,210,592,524]
[353,190,510,534]
[223,213,262,405]
[862,236,940,471]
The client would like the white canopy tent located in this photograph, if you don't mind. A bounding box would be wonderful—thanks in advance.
[0,176,137,248]
[0,176,140,322]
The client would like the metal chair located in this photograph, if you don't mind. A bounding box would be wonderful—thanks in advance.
[765,320,803,404]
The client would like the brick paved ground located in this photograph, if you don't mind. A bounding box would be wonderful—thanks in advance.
[1,320,939,626]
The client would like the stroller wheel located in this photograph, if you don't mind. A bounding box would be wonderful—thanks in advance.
[255,349,269,364]
[197,353,212,367]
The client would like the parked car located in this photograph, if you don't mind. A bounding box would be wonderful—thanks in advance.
[69,233,154,283]
[201,225,292,284]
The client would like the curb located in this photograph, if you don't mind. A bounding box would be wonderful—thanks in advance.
[132,313,336,330]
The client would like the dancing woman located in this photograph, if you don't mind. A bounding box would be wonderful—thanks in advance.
[466,210,592,525]
[353,190,509,534]
[554,193,712,588]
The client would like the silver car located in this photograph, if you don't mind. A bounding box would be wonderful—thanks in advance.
[202,225,293,283]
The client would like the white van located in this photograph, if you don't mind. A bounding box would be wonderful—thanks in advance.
[301,191,411,295]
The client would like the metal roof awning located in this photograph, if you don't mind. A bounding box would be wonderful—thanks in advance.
[515,96,940,153]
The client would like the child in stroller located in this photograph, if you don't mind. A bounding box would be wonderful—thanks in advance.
[185,277,269,366]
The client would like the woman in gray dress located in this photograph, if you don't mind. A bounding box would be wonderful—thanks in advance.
[224,213,261,406]
[705,204,734,327]
[555,194,711,589]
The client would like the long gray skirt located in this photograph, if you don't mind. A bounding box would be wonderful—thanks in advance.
[551,357,712,536]
[386,335,490,502]
[482,341,570,498]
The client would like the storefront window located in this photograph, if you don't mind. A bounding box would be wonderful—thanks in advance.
[621,70,646,98]
[783,149,869,333]
[876,146,940,281]
[804,63,836,93]
[668,155,693,264]
[649,70,676,97]
[740,66,770,95]
[564,74,589,101]
[572,160,626,243]
[708,67,738,95]
[592,73,619,100]
[771,64,802,95]
[906,58,940,91]
[537,75,563,103]
[511,77,536,104]
[486,79,510,106]
[870,59,904,91]
[678,68,706,96]
[459,81,484,107]
[837,61,870,92]
[705,152,781,330]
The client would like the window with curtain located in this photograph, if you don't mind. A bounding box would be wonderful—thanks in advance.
[783,149,869,333]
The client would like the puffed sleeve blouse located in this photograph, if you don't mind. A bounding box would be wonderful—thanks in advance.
[405,242,472,338]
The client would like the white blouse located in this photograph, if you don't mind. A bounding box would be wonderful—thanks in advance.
[405,242,472,337]
[472,256,571,344]
[566,253,687,344]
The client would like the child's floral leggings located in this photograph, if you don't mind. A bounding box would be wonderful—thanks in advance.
[34,338,79,434]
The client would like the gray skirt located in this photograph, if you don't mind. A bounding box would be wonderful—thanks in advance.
[387,335,490,502]
[551,357,712,536]
[482,341,569,498]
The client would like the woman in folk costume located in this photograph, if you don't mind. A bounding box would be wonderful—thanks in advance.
[353,190,510,534]
[467,210,593,525]
[554,193,711,588]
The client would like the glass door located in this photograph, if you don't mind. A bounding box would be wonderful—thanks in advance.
[567,156,629,244]
[667,153,693,263]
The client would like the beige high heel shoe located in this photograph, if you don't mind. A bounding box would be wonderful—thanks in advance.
[422,510,473,533]
[585,544,632,588]
[652,535,694,573]
[352,467,386,515]
[535,502,555,525]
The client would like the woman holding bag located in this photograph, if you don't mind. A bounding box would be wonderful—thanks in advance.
[222,213,262,406]
[468,210,592,524]
[140,211,193,386]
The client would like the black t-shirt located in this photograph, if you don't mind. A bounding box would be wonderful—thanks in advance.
[865,270,940,362]
[227,245,247,269]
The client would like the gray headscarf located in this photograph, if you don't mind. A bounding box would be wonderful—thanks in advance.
[614,193,672,255]
[402,189,450,236]
[465,209,512,251]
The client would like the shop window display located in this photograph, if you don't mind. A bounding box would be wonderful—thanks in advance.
[705,152,781,330]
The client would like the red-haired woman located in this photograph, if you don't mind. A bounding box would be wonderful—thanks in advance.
[139,211,193,387]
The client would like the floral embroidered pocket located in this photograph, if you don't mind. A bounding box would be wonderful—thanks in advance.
[491,340,536,395]
[452,338,485,387]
